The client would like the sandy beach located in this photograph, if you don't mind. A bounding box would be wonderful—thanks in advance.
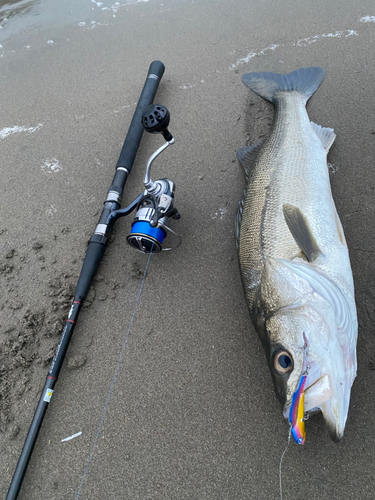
[1,1,375,498]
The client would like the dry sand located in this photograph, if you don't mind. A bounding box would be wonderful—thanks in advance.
[1,0,375,498]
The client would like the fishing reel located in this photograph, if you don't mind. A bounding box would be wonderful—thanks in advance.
[127,178,180,253]
[107,104,180,254]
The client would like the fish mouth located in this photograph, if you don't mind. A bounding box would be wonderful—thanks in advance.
[304,373,333,412]
[325,423,344,443]
[283,370,333,418]
[283,370,341,442]
[302,369,349,442]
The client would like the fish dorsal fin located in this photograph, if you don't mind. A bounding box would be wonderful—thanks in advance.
[237,141,262,179]
[311,122,336,152]
[283,204,322,262]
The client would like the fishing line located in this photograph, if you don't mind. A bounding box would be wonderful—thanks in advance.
[279,425,291,500]
[75,246,154,499]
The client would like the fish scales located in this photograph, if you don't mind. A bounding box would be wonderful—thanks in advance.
[236,67,358,443]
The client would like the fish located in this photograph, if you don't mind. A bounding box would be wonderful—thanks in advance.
[235,67,358,443]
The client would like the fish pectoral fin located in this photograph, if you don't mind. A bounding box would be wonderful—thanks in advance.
[236,141,263,179]
[310,122,336,153]
[283,204,322,262]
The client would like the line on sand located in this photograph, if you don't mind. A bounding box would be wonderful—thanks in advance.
[75,247,154,499]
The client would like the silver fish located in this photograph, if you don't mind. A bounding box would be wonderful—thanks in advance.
[236,67,357,442]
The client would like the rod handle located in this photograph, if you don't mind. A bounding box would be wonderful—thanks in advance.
[115,60,166,173]
[148,60,165,80]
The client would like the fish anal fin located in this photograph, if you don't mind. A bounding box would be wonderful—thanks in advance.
[283,204,322,262]
[311,122,336,153]
[237,141,262,179]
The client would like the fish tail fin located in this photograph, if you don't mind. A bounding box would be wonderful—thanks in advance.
[242,67,325,104]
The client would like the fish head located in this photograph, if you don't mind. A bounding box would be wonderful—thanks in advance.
[265,308,310,408]
[260,258,357,442]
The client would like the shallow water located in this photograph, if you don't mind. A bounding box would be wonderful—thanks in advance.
[0,0,152,44]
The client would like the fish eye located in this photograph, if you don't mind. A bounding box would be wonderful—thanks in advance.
[273,350,293,375]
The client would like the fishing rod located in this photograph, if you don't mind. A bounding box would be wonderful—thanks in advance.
[6,60,181,500]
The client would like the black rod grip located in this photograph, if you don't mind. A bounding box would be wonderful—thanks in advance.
[116,60,165,172]
[148,60,165,80]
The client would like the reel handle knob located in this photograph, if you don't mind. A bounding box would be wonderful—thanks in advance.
[142,104,173,141]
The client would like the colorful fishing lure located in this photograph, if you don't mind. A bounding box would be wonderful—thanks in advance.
[289,373,307,444]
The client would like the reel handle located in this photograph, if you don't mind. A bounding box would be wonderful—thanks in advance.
[141,104,173,142]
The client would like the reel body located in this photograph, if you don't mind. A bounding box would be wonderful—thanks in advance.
[127,179,177,253]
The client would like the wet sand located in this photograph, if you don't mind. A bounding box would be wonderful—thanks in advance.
[1,1,375,498]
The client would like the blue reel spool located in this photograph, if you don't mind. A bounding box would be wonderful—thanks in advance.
[126,221,166,253]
